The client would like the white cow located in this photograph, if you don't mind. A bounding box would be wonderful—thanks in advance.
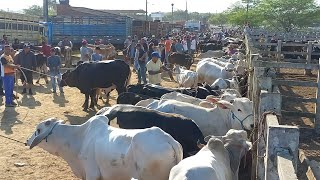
[200,58,235,70]
[173,66,198,88]
[169,129,252,180]
[196,60,235,85]
[211,77,240,93]
[26,115,183,180]
[146,98,253,137]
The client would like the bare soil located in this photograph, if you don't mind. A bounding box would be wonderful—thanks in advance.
[277,68,320,179]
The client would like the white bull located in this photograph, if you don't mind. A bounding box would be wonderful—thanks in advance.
[146,98,253,137]
[173,66,198,88]
[196,60,235,85]
[26,115,183,180]
[169,129,252,180]
[211,77,240,93]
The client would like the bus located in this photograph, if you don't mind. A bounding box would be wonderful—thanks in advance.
[0,11,45,45]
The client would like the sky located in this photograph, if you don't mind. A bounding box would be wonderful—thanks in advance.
[1,0,241,14]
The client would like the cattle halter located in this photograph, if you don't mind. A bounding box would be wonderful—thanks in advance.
[44,122,60,143]
[230,111,253,130]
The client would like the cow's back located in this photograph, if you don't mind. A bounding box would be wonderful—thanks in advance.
[76,60,130,91]
[106,105,205,156]
[126,127,183,180]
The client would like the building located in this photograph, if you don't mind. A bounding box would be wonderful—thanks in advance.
[150,12,165,22]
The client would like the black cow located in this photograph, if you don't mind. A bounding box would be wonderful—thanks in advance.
[127,84,222,99]
[117,92,157,105]
[168,52,194,70]
[199,43,223,53]
[97,104,206,158]
[312,46,320,60]
[34,53,49,84]
[60,60,131,110]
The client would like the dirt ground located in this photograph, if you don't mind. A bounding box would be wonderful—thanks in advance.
[277,68,320,179]
[0,57,196,179]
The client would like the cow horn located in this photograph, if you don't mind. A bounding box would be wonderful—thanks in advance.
[197,139,206,149]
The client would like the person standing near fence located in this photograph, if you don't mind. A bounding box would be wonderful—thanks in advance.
[1,45,20,107]
[15,44,36,95]
[47,48,64,94]
[136,43,147,84]
[164,36,172,65]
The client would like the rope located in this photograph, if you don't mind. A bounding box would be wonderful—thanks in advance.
[0,134,26,146]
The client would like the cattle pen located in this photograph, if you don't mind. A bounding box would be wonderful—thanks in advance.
[245,29,320,179]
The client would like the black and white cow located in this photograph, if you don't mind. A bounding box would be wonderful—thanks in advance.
[97,104,206,158]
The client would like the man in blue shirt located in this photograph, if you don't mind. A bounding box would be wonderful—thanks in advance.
[47,48,64,94]
[91,47,103,62]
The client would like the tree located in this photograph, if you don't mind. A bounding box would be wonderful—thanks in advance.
[23,0,57,16]
[256,0,320,32]
[209,13,228,26]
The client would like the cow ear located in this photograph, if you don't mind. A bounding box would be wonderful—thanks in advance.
[216,100,234,109]
[207,138,224,152]
[199,101,214,108]
[205,96,219,104]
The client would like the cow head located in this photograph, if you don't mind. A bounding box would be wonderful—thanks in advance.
[60,70,77,87]
[204,129,252,180]
[215,98,253,131]
[26,118,64,149]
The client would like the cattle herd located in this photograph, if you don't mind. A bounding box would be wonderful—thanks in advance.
[25,34,253,180]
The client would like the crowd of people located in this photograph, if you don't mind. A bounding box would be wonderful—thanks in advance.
[0,35,65,107]
[122,33,200,85]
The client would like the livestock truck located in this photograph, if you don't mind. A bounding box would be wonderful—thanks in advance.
[45,15,133,49]
[0,11,45,45]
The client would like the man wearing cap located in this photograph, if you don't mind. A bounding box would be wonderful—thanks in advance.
[48,48,64,94]
[58,36,73,57]
[1,45,20,107]
[80,40,90,62]
[15,43,36,95]
[146,52,165,85]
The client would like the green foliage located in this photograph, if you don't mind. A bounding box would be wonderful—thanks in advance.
[162,10,211,22]
[23,0,57,17]
[210,0,320,32]
[256,0,320,32]
[208,13,228,26]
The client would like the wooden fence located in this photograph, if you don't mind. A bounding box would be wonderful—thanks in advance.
[245,32,305,179]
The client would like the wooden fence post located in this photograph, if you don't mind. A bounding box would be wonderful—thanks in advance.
[305,41,313,76]
[276,40,282,73]
[315,58,320,134]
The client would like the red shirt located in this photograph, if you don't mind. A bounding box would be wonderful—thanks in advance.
[42,44,51,57]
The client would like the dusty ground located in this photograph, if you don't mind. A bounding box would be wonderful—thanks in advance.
[277,68,320,179]
[0,57,199,179]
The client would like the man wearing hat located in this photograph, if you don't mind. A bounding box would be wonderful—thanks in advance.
[15,43,36,95]
[1,45,20,107]
[80,40,90,62]
[47,48,64,94]
[146,52,165,85]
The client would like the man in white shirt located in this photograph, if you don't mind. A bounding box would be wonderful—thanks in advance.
[146,52,164,85]
[190,37,197,54]
[80,40,90,62]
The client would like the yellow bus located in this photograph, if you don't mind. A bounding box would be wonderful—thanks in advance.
[0,11,45,45]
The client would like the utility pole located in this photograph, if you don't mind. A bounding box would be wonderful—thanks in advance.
[171,3,174,24]
[145,0,148,36]
[43,0,49,22]
[246,0,249,24]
